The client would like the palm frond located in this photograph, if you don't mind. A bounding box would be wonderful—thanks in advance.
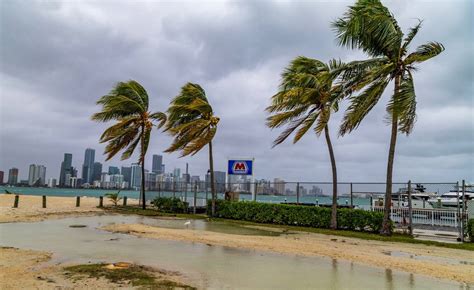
[340,76,390,135]
[387,70,417,134]
[401,19,423,55]
[332,0,403,59]
[404,42,445,64]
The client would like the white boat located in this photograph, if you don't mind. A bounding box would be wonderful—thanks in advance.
[427,190,474,208]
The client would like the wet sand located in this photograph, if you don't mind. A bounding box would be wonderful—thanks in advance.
[0,194,138,223]
[0,247,114,289]
[0,247,192,289]
[103,223,474,284]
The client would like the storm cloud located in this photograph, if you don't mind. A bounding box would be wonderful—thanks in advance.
[1,0,472,183]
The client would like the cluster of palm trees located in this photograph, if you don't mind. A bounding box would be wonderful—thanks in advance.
[267,0,443,234]
[92,0,443,235]
[92,81,220,214]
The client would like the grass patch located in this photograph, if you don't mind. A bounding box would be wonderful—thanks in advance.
[211,218,474,251]
[64,263,195,289]
[105,205,208,220]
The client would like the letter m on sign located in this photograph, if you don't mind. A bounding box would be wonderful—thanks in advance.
[228,160,253,175]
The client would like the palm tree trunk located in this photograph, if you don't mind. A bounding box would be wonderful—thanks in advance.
[209,141,216,217]
[381,75,401,235]
[324,125,338,230]
[140,125,146,210]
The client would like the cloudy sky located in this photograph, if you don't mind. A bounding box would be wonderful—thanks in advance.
[1,0,472,183]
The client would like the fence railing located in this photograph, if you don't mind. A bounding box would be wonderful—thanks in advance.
[373,206,466,228]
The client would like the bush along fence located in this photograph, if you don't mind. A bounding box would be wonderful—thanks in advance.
[152,197,188,213]
[209,200,387,233]
[468,219,474,242]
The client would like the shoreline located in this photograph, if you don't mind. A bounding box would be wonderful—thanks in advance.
[0,193,140,223]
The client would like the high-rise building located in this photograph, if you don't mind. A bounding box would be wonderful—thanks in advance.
[206,171,226,192]
[274,178,285,195]
[121,166,132,187]
[152,155,163,174]
[92,162,102,182]
[108,166,120,175]
[131,163,141,189]
[59,153,73,187]
[47,178,57,188]
[7,168,19,185]
[161,164,165,174]
[0,171,4,184]
[81,148,95,184]
[173,168,181,182]
[28,164,47,186]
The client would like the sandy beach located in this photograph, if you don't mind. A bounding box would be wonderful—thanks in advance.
[0,193,138,223]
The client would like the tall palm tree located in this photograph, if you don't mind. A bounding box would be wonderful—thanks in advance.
[266,56,346,230]
[164,83,220,216]
[333,0,444,235]
[92,80,166,210]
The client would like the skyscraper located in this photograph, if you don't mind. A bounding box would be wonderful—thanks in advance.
[108,166,120,175]
[131,163,141,189]
[92,162,102,182]
[0,171,4,184]
[28,164,47,186]
[173,168,181,182]
[121,166,132,187]
[81,148,95,184]
[59,153,73,187]
[152,155,163,174]
[8,168,19,185]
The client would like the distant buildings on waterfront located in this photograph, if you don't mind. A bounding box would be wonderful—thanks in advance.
[1,148,327,196]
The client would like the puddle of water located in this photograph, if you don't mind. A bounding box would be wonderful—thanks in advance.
[0,215,467,289]
[134,216,281,236]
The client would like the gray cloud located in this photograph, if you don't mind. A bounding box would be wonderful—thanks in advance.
[0,0,472,183]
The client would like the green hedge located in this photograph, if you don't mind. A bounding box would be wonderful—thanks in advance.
[210,200,386,233]
[152,197,188,213]
[468,219,474,242]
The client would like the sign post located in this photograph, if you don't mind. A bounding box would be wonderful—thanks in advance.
[227,158,255,200]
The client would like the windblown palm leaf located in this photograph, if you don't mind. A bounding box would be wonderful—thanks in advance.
[333,0,444,235]
[92,80,166,209]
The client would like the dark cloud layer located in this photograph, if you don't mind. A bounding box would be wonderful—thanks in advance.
[1,0,472,183]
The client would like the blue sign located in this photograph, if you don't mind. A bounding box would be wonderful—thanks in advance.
[228,160,253,175]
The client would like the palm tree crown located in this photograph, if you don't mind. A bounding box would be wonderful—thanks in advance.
[333,0,444,136]
[266,57,344,143]
[165,83,219,156]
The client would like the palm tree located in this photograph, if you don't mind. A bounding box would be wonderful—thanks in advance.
[332,0,444,235]
[92,80,167,210]
[266,56,346,230]
[164,83,220,216]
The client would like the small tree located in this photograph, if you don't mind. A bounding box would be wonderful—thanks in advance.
[105,192,122,206]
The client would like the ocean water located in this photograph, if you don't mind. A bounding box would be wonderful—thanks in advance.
[0,186,371,209]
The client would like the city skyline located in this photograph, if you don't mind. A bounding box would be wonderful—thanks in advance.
[1,1,472,183]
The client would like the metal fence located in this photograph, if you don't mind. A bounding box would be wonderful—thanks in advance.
[143,180,471,239]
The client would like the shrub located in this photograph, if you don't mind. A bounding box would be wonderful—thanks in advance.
[105,192,122,206]
[152,197,188,213]
[209,200,387,233]
[468,219,474,242]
